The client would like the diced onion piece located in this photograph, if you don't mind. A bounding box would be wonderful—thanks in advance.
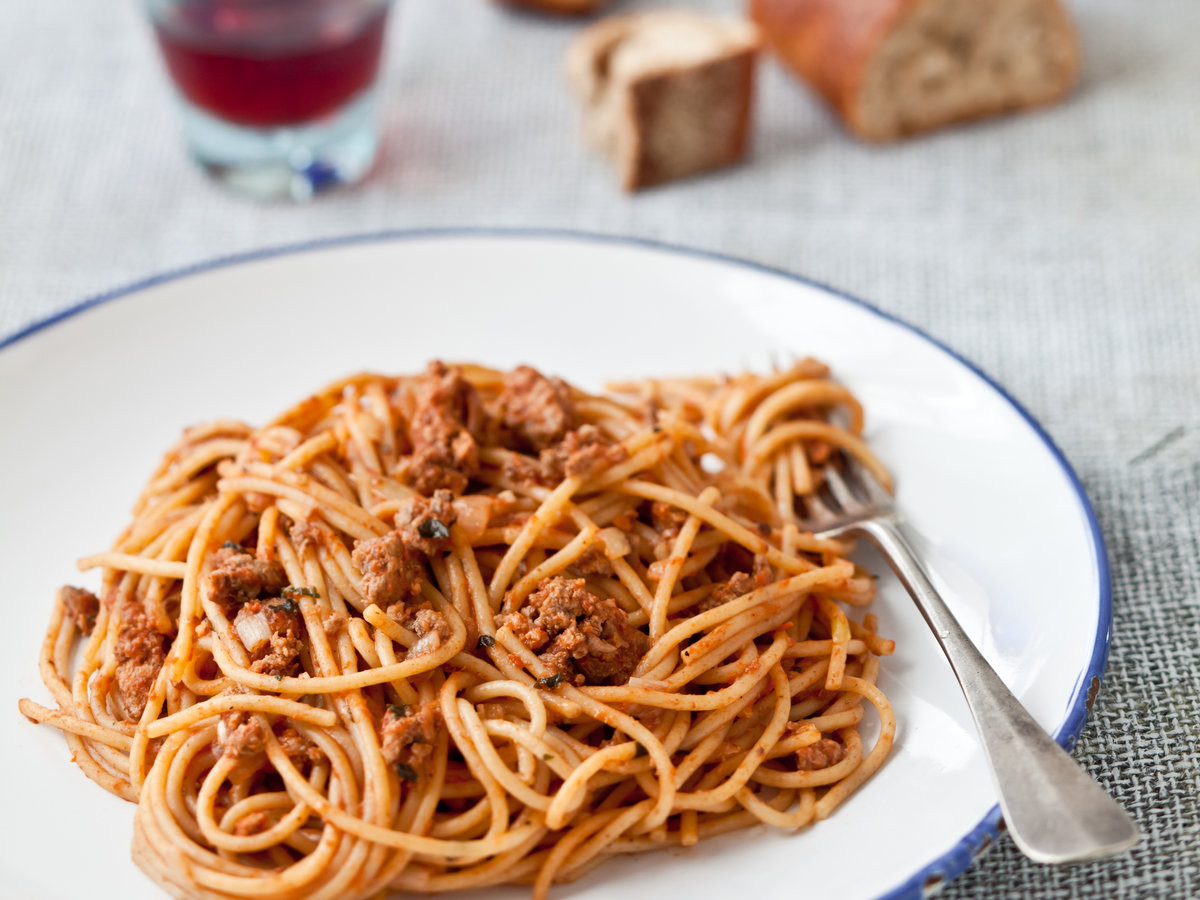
[354,412,384,443]
[645,558,681,582]
[596,527,631,559]
[408,630,443,659]
[234,608,272,653]
[452,495,492,541]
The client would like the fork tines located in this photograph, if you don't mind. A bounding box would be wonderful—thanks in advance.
[802,453,895,536]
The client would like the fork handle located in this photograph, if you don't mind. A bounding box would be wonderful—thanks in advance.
[854,517,1139,863]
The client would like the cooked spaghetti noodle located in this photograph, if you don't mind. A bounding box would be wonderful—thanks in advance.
[21,359,896,900]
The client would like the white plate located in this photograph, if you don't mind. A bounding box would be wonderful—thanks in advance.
[0,231,1109,900]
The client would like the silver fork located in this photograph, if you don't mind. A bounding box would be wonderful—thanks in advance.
[806,460,1139,864]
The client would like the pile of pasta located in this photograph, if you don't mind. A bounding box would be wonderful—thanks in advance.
[21,358,895,900]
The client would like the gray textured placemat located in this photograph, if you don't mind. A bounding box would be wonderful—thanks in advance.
[2,0,1197,896]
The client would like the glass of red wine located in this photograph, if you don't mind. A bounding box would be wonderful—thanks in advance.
[148,0,393,200]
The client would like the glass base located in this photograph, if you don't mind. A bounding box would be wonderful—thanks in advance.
[179,89,380,201]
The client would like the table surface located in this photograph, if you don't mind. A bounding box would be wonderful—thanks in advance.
[2,0,1197,897]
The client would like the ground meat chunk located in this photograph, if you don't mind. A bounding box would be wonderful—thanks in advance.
[404,361,483,494]
[276,724,325,766]
[497,577,648,685]
[217,711,266,759]
[478,702,508,720]
[207,545,287,615]
[257,601,304,677]
[408,607,450,638]
[289,519,323,554]
[650,501,687,542]
[114,606,170,718]
[353,530,424,612]
[236,599,304,677]
[395,489,457,556]
[380,701,441,771]
[404,607,452,658]
[540,425,627,482]
[503,453,545,491]
[321,607,347,636]
[573,545,614,577]
[795,738,845,771]
[60,585,100,636]
[698,572,756,614]
[697,556,772,613]
[233,811,272,836]
[501,365,577,451]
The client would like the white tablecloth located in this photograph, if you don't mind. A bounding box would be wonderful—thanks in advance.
[2,0,1197,896]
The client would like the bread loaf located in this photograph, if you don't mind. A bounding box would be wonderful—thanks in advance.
[567,12,760,189]
[750,0,1081,141]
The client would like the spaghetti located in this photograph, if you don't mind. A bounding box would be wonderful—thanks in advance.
[21,359,896,899]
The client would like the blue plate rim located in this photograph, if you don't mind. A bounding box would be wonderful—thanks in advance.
[0,226,1112,900]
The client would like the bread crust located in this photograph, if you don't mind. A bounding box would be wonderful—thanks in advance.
[567,13,760,190]
[625,48,757,189]
[750,0,1081,140]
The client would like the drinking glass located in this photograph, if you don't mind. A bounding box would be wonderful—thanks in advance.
[147,0,393,200]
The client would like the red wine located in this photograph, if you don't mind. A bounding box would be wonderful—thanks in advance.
[155,3,388,128]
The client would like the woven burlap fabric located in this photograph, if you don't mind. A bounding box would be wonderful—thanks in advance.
[2,0,1197,896]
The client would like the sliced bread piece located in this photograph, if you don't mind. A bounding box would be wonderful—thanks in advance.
[750,0,1081,141]
[567,11,761,189]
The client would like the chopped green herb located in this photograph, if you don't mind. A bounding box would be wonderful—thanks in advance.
[275,674,284,682]
[417,518,450,540]
[394,763,418,782]
[542,753,554,761]
[477,634,496,649]
[536,673,564,690]
[221,541,246,552]
[269,599,300,614]
[283,586,319,598]
[386,704,408,719]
